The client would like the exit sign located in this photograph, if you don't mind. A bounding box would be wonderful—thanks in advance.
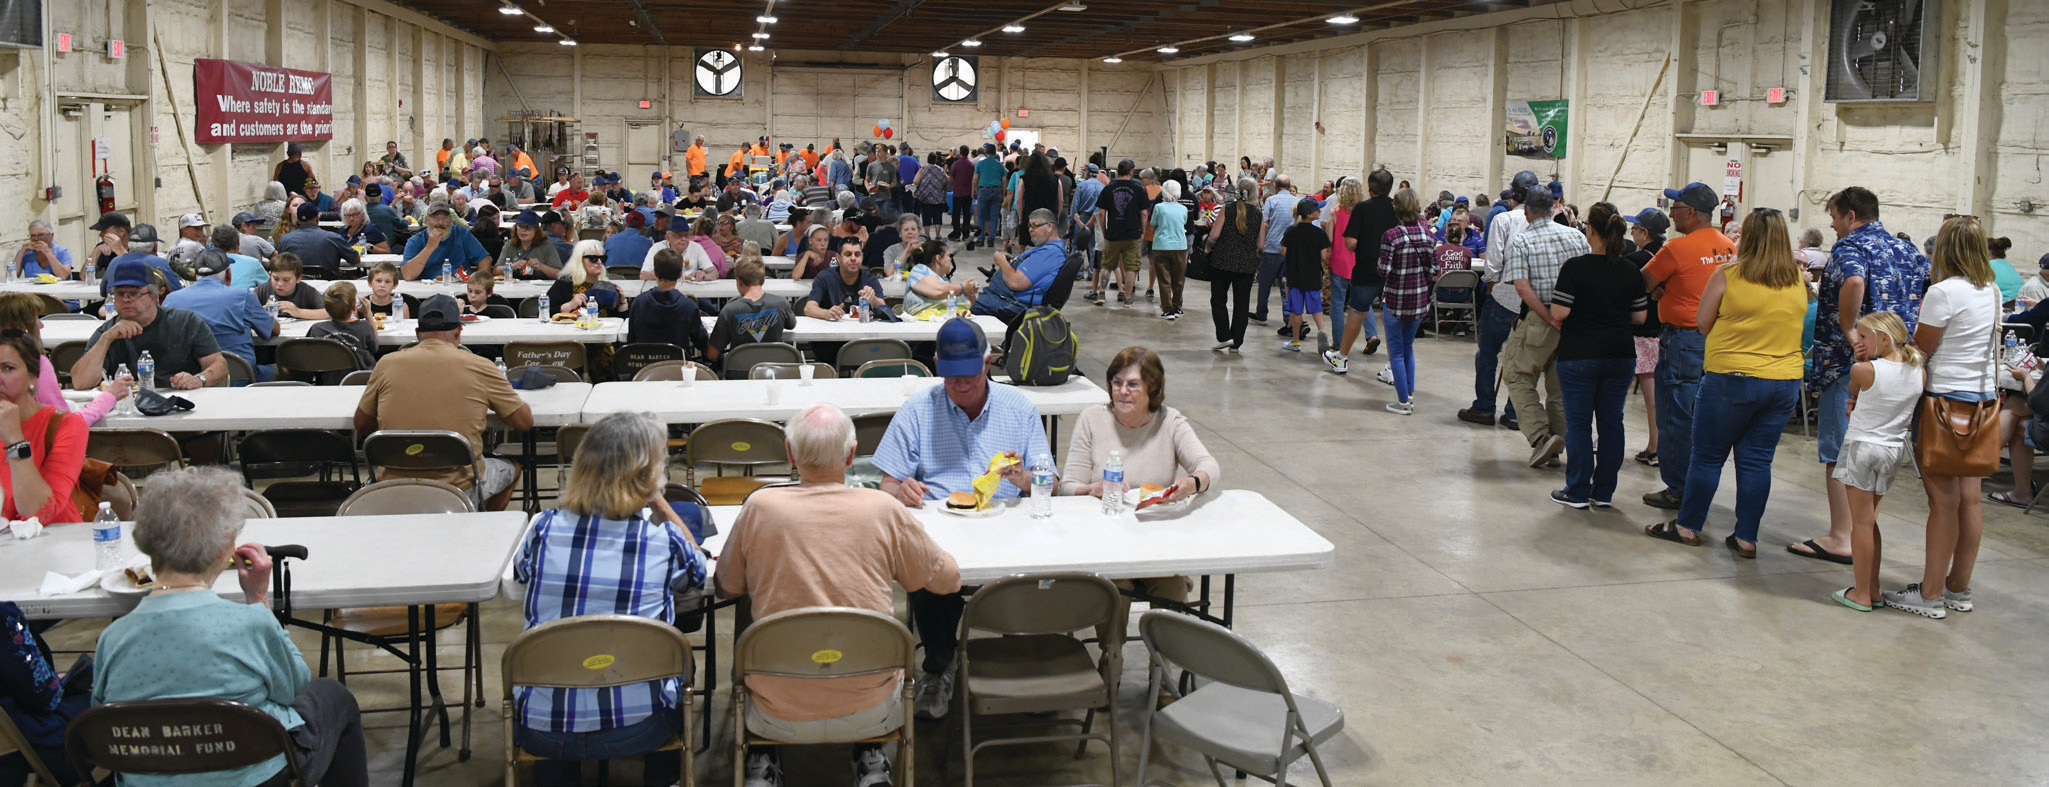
[638,99,651,109]
[1766,87,1786,104]
[1700,90,1718,106]
[106,39,124,58]
[55,33,70,52]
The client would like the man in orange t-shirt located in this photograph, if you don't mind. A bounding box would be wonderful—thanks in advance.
[1639,181,1737,510]
[685,136,708,178]
[435,138,454,179]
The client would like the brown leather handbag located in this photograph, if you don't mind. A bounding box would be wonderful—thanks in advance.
[40,412,130,518]
[1914,311,2002,477]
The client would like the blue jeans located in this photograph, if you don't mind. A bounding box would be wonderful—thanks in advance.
[1656,328,1707,494]
[1384,314,1422,401]
[1815,374,1852,465]
[514,709,683,787]
[1329,276,1351,342]
[1675,373,1800,543]
[1559,357,1635,503]
[1254,252,1287,321]
[974,186,1002,239]
[1471,297,1518,417]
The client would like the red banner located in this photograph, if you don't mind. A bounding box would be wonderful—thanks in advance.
[192,58,334,144]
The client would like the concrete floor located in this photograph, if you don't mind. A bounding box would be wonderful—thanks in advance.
[41,270,2049,786]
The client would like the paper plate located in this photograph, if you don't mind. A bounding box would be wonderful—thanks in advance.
[100,571,152,595]
[938,504,1005,519]
[460,314,492,323]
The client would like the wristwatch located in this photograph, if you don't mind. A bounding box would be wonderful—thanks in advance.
[4,441,30,461]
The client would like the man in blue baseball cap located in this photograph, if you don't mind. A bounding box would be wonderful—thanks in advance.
[871,317,1048,721]
[73,257,225,392]
[1638,181,1737,514]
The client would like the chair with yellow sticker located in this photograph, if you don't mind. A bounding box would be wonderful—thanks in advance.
[732,607,918,787]
[503,613,696,786]
[681,418,788,505]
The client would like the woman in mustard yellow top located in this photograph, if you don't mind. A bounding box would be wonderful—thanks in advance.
[1646,208,1806,555]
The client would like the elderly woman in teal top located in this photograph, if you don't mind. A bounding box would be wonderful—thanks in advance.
[91,467,367,787]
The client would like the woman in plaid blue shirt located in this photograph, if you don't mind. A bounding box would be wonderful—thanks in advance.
[512,411,708,786]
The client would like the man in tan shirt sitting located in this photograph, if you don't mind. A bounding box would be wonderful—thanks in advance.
[716,403,961,787]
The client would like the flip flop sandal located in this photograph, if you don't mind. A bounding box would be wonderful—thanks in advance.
[1786,539,1853,565]
[1724,534,1757,559]
[1986,491,2030,509]
[1644,521,1703,546]
[1832,587,1874,612]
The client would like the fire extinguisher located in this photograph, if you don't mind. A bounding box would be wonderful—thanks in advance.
[96,174,116,215]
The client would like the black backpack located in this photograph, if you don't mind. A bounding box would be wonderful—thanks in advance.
[1003,307,1079,386]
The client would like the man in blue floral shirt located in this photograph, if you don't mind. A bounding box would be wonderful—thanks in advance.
[1794,186,1928,562]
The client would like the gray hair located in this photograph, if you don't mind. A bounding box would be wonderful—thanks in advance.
[743,203,763,219]
[786,404,857,471]
[209,224,240,252]
[1236,177,1258,197]
[1523,188,1554,214]
[129,240,158,255]
[898,213,921,232]
[1798,227,1824,248]
[1028,208,1057,227]
[264,181,288,202]
[1139,168,1157,182]
[339,198,367,218]
[27,219,52,234]
[836,190,857,210]
[1161,180,1182,202]
[133,467,247,575]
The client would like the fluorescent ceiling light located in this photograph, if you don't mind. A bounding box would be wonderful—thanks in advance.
[1058,2,1087,10]
[498,4,522,14]
[751,32,770,39]
[1102,56,1121,63]
[756,15,777,23]
[1002,24,1026,33]
[932,51,948,57]
[1328,14,1359,24]
[961,39,982,47]
[558,39,576,45]
[1229,32,1254,42]
[748,45,765,51]
[1156,46,1178,54]
[533,24,553,32]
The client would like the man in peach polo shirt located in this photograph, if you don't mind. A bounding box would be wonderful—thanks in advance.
[716,403,960,787]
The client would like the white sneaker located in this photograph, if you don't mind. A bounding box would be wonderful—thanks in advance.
[743,750,783,787]
[852,745,894,787]
[1385,400,1413,415]
[1375,365,1395,385]
[1212,340,1233,351]
[1282,340,1302,352]
[1321,350,1349,374]
[914,669,954,719]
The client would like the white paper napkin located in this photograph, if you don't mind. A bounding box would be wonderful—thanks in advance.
[40,569,101,595]
[5,517,41,539]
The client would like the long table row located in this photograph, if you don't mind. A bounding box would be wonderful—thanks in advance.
[0,273,903,304]
[40,312,1002,348]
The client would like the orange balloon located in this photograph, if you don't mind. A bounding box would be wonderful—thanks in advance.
[872,125,883,136]
[999,118,1011,130]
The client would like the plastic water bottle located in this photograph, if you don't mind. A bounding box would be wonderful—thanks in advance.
[112,363,134,415]
[495,357,508,377]
[946,291,959,315]
[266,298,281,321]
[3,255,15,281]
[583,299,598,328]
[439,262,450,284]
[1101,450,1125,516]
[135,351,155,393]
[537,293,551,323]
[2004,330,2019,364]
[92,502,122,572]
[1030,452,1055,519]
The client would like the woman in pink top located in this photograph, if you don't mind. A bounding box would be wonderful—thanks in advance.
[688,216,730,277]
[1325,177,1366,361]
[0,294,125,425]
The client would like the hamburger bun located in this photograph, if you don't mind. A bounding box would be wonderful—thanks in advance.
[1139,483,1167,497]
[946,491,979,511]
[552,312,579,323]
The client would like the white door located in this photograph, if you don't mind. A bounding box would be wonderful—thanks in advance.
[625,122,663,169]
[52,101,143,259]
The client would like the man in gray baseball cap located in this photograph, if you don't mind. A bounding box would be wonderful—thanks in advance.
[231,211,275,260]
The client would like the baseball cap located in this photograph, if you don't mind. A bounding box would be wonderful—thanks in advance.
[365,183,384,198]
[423,202,455,218]
[514,209,541,227]
[654,205,676,218]
[1084,163,1100,175]
[128,224,160,244]
[90,211,132,231]
[2037,252,2049,270]
[231,212,259,227]
[1627,208,1672,236]
[539,210,565,226]
[1510,170,1540,192]
[651,171,664,181]
[1499,189,1513,201]
[934,318,988,378]
[1295,196,1321,214]
[295,203,320,221]
[346,175,362,186]
[624,211,646,228]
[415,294,463,331]
[106,259,153,289]
[177,213,207,229]
[1454,196,1469,205]
[191,248,231,277]
[1662,182,1719,214]
[1547,180,1563,199]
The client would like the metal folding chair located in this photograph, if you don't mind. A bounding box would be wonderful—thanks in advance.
[720,342,802,380]
[682,419,788,505]
[748,362,836,381]
[1135,611,1344,787]
[957,573,1124,787]
[833,338,912,376]
[276,337,363,384]
[733,607,917,787]
[502,614,695,787]
[67,698,303,786]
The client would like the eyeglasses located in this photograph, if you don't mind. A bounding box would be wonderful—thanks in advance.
[1108,379,1145,391]
[1029,221,1051,230]
[111,289,151,301]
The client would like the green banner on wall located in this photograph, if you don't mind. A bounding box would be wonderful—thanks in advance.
[1505,99,1569,159]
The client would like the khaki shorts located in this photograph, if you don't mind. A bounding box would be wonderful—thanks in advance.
[1102,240,1143,272]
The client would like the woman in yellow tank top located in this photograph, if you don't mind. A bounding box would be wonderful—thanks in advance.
[1646,208,1806,555]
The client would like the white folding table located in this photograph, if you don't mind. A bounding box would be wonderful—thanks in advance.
[698,313,1003,343]
[0,279,99,300]
[39,315,629,347]
[3,511,529,787]
[582,375,1106,423]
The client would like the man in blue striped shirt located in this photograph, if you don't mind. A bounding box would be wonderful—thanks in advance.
[873,318,1047,720]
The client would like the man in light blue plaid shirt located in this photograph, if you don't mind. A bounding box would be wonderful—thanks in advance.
[510,413,709,785]
[1498,188,1591,464]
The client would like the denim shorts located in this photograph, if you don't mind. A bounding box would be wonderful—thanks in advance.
[1816,374,1852,465]
[1346,282,1381,314]
[1286,288,1323,316]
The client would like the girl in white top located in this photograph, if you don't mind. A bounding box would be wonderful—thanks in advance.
[1890,217,2001,619]
[1830,311,1923,612]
